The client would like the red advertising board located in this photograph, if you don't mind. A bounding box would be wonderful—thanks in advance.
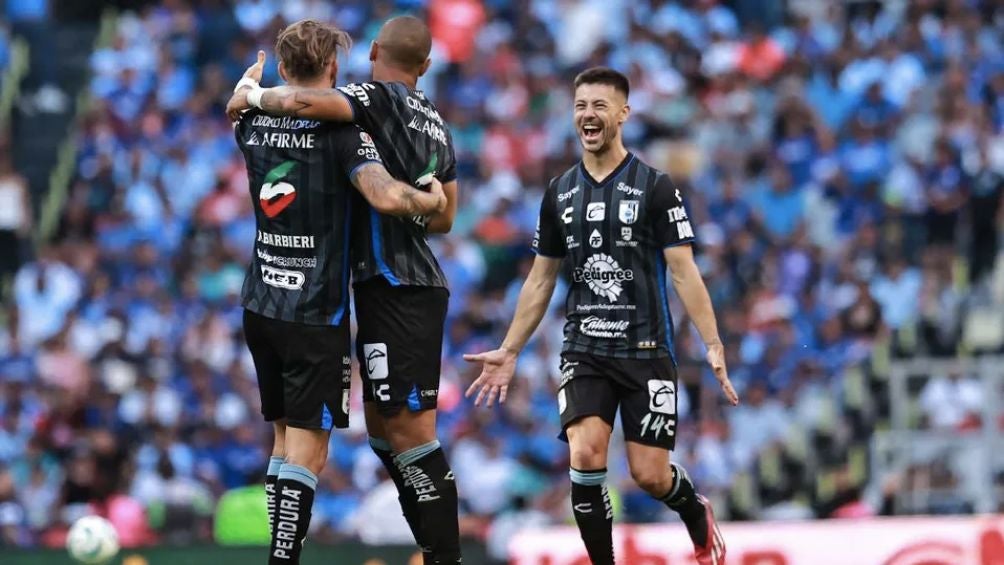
[510,516,1004,565]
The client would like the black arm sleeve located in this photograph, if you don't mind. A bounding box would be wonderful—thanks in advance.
[649,173,696,248]
[532,179,566,257]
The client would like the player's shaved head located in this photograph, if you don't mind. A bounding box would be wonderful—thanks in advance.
[374,16,432,73]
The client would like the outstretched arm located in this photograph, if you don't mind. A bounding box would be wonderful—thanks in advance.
[228,85,354,122]
[258,86,354,120]
[225,51,355,121]
[664,244,739,406]
[463,255,562,406]
[352,163,447,217]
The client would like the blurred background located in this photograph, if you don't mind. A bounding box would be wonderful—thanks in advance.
[0,0,1003,563]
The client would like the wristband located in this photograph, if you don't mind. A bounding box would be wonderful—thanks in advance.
[247,85,265,109]
[233,77,258,93]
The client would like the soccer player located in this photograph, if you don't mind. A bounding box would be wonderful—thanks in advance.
[233,20,447,565]
[463,68,739,565]
[228,17,462,564]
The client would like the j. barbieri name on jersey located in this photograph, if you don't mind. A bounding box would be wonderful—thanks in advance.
[572,253,634,302]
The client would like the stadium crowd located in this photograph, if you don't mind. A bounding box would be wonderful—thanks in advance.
[1,0,1003,557]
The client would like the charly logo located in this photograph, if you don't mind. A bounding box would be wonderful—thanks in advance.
[363,343,388,381]
[572,253,634,302]
[647,380,676,415]
[259,161,297,218]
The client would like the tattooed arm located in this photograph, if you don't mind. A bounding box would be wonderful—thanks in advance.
[352,163,446,217]
[227,85,354,122]
[262,86,355,120]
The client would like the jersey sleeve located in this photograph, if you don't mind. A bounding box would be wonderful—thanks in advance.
[332,125,384,178]
[532,180,566,257]
[649,173,696,248]
[335,82,392,127]
[439,129,458,184]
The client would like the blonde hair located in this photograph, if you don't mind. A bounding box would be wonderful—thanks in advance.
[275,19,352,81]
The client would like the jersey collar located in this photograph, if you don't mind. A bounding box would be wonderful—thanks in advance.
[579,152,634,188]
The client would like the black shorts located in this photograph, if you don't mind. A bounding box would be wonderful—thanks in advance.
[558,352,679,450]
[243,309,351,430]
[355,277,448,415]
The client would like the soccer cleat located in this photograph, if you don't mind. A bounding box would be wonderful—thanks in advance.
[691,495,726,565]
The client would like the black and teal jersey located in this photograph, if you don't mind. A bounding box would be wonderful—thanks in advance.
[337,81,457,288]
[235,108,384,325]
[533,153,696,360]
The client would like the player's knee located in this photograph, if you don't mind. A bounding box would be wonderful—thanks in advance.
[384,410,437,452]
[283,428,330,475]
[629,464,670,496]
[569,440,607,469]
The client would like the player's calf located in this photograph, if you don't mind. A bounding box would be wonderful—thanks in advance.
[570,468,615,565]
[270,463,317,564]
[369,435,429,561]
[265,455,285,535]
[269,427,329,564]
[393,439,461,564]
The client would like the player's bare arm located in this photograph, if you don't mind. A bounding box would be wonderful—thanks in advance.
[226,51,354,122]
[463,255,562,407]
[426,180,458,234]
[663,244,739,406]
[352,163,446,217]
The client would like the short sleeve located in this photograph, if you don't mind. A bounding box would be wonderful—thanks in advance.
[332,125,384,179]
[649,174,696,248]
[439,131,458,183]
[336,82,392,126]
[532,180,566,257]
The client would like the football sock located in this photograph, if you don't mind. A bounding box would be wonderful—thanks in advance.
[659,462,708,547]
[394,440,461,564]
[370,436,428,560]
[265,456,284,535]
[270,463,317,564]
[570,467,615,565]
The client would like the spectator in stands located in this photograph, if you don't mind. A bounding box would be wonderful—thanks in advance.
[0,152,32,282]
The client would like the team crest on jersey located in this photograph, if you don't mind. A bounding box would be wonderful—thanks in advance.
[619,200,639,224]
[259,161,297,218]
[573,253,635,302]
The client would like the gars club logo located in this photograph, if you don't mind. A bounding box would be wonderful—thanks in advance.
[259,161,298,218]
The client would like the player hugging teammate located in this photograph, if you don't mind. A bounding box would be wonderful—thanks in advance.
[230,16,463,565]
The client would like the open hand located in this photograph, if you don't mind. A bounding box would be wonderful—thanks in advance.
[706,342,739,406]
[462,348,517,407]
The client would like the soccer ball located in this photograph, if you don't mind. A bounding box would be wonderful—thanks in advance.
[66,515,120,564]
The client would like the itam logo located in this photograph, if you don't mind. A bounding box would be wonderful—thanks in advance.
[259,161,297,218]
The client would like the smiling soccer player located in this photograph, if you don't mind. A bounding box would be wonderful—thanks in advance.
[464,67,738,565]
